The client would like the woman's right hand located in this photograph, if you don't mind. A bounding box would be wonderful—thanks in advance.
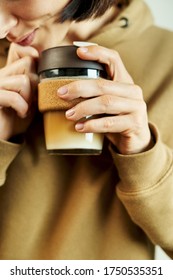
[0,43,39,141]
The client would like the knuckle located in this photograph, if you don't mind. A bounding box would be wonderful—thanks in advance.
[20,74,30,87]
[71,80,82,93]
[22,55,34,70]
[134,119,144,132]
[109,48,119,58]
[133,84,143,98]
[103,117,115,130]
[85,120,95,131]
[100,95,113,112]
[96,78,108,92]
[138,100,147,113]
[76,101,87,117]
[133,101,147,127]
[24,55,32,65]
[110,49,121,62]
[12,92,21,104]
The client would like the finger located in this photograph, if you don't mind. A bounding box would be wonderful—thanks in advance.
[65,95,144,121]
[75,114,132,133]
[58,79,143,101]
[6,43,39,65]
[77,45,133,83]
[0,75,32,104]
[0,89,29,118]
[0,56,39,91]
[0,55,37,77]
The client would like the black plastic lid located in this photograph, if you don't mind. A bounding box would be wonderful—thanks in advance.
[38,45,105,74]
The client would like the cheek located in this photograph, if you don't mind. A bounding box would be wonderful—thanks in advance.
[11,0,69,21]
[24,0,71,19]
[13,9,49,22]
[9,0,72,28]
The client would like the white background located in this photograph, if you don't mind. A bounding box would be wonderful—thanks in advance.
[144,0,173,30]
[144,0,172,260]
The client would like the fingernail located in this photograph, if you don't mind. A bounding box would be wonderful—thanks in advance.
[66,108,75,117]
[57,86,68,95]
[75,123,84,131]
[73,41,98,47]
[79,47,88,53]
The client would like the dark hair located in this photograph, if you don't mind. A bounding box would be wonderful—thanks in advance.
[60,0,129,22]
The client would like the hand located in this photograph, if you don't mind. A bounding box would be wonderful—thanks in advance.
[57,45,152,155]
[0,43,39,141]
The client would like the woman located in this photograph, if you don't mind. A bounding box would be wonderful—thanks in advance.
[0,0,173,259]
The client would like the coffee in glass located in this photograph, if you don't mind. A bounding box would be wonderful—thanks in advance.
[38,45,107,155]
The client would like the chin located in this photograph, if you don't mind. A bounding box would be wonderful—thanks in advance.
[32,36,72,53]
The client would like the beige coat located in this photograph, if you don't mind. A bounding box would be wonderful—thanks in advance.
[0,0,173,259]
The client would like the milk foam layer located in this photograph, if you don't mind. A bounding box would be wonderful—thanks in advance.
[44,111,103,154]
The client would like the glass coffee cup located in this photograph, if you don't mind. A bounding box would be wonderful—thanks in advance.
[38,45,107,155]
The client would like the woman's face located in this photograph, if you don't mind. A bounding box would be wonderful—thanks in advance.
[0,0,72,51]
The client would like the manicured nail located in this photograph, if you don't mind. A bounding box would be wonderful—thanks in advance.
[75,123,84,131]
[79,47,88,53]
[66,109,75,117]
[73,41,98,47]
[57,86,68,95]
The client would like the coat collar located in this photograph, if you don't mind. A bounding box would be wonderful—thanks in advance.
[90,0,154,47]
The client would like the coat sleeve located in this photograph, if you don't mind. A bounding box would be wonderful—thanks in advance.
[110,123,173,259]
[0,140,22,186]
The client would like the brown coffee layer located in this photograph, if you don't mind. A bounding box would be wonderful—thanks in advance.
[38,79,83,112]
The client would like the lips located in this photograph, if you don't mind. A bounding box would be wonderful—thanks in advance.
[8,29,37,46]
[17,30,37,46]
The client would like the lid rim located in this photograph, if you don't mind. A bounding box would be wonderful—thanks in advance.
[38,45,105,74]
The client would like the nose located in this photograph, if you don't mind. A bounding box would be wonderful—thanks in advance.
[0,11,18,39]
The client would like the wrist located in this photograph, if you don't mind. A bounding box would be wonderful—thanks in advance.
[110,124,156,155]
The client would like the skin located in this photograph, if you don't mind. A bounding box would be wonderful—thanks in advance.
[0,0,151,154]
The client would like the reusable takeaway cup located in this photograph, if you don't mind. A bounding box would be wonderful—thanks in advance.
[38,45,107,155]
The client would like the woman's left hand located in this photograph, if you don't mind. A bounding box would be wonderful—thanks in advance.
[57,45,152,155]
